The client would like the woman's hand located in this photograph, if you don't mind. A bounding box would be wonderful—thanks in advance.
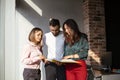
[63,54,79,59]
[43,59,50,64]
[63,55,73,59]
[39,55,48,63]
[73,54,79,58]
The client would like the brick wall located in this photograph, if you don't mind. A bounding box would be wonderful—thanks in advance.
[83,0,109,67]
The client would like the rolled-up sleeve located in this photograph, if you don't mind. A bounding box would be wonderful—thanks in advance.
[73,38,89,60]
[78,38,89,59]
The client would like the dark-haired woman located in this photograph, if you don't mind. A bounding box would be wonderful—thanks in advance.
[62,19,89,80]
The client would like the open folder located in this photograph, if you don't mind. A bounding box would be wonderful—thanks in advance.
[47,59,80,63]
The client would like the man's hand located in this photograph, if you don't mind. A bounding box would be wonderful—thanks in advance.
[54,61,63,66]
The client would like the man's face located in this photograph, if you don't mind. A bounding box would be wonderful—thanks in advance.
[50,25,60,36]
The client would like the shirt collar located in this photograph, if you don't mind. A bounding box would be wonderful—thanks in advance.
[29,41,38,47]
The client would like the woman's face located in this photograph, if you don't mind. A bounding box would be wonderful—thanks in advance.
[64,24,73,36]
[34,31,42,43]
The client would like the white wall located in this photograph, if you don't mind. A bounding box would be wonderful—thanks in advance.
[16,0,84,33]
[0,0,16,80]
[0,0,5,79]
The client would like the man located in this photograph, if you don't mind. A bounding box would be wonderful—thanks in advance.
[43,18,66,80]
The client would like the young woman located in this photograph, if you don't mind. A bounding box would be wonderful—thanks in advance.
[21,27,45,80]
[62,19,89,80]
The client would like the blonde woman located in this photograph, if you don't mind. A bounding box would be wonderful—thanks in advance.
[21,27,45,80]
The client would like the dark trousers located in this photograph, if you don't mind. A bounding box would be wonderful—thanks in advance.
[45,62,66,80]
[23,68,41,80]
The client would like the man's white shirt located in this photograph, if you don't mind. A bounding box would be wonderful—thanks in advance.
[43,31,65,60]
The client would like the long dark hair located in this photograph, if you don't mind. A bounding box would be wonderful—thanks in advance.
[62,19,82,45]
